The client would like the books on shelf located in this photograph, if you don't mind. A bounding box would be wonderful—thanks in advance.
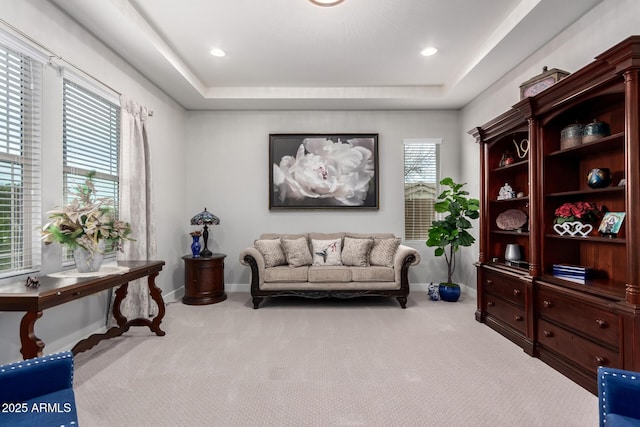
[552,264,593,284]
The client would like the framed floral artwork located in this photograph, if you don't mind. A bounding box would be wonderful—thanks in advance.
[269,133,379,209]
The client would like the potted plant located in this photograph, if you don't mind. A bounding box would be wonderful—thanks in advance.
[426,177,480,302]
[41,172,133,272]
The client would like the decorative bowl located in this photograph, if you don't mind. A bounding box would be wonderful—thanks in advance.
[587,167,612,189]
[582,119,610,143]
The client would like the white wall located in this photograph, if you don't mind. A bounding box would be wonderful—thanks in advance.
[0,0,188,364]
[458,0,640,290]
[185,110,462,291]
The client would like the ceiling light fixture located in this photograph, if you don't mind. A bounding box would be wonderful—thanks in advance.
[210,48,226,57]
[308,0,346,7]
[420,47,438,57]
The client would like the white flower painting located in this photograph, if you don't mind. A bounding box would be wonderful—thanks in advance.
[269,134,378,209]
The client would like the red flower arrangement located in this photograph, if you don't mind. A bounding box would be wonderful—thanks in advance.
[554,201,605,224]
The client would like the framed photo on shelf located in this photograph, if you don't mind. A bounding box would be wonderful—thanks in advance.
[269,133,379,210]
[598,212,626,236]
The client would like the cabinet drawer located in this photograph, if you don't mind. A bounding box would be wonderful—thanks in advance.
[537,318,619,374]
[484,270,525,307]
[485,296,526,335]
[537,288,619,347]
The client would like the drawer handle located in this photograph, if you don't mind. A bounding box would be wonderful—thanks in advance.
[595,319,608,328]
[488,301,495,307]
[543,300,553,308]
[513,289,521,296]
[73,292,81,296]
[595,356,608,365]
[486,280,493,286]
[543,330,553,337]
[514,315,523,322]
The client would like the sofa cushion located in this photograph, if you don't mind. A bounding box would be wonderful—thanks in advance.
[254,239,287,267]
[311,238,343,266]
[341,237,373,266]
[309,232,346,241]
[351,266,395,282]
[264,266,309,282]
[370,237,401,267]
[347,232,396,239]
[308,266,351,282]
[282,237,313,267]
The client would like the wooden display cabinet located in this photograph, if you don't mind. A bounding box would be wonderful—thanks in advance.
[471,36,640,393]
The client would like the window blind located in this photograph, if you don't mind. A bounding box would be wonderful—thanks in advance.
[0,43,41,275]
[62,78,120,258]
[404,141,439,240]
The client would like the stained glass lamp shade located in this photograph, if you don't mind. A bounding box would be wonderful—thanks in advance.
[190,208,220,257]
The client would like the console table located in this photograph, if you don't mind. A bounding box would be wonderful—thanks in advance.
[0,260,166,360]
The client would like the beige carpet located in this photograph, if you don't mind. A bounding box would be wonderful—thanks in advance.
[73,292,597,426]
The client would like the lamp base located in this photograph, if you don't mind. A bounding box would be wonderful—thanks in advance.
[200,248,213,257]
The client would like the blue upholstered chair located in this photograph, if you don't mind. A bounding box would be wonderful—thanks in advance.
[598,366,640,427]
[0,351,78,426]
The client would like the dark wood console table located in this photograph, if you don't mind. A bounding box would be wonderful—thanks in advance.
[0,260,166,360]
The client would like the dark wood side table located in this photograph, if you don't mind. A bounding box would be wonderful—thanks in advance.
[182,254,227,305]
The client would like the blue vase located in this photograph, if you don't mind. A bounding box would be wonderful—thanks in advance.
[438,283,461,302]
[191,235,201,258]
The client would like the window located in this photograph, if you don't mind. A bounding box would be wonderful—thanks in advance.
[0,42,41,275]
[62,78,120,258]
[404,139,440,240]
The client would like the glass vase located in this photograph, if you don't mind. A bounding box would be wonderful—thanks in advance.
[73,240,105,273]
[191,235,201,258]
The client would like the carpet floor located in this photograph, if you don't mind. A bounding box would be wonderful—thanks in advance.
[73,292,598,426]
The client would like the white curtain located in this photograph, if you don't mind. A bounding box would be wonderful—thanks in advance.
[109,95,157,325]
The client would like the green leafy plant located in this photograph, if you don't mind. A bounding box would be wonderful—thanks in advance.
[41,172,133,255]
[426,177,480,285]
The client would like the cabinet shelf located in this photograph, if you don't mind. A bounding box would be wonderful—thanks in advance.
[547,132,624,158]
[490,196,529,203]
[546,186,625,198]
[491,159,528,172]
[545,234,626,244]
[492,230,529,236]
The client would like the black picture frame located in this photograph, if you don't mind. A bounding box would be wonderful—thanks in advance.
[269,133,379,210]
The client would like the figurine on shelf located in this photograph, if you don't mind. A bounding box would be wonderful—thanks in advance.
[497,183,516,200]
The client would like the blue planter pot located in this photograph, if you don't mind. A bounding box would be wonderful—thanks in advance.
[438,283,461,302]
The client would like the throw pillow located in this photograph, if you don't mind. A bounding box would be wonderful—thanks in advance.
[341,237,373,266]
[311,238,343,266]
[370,238,401,267]
[254,239,286,268]
[281,237,313,267]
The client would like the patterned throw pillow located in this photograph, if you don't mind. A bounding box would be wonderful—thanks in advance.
[281,237,313,267]
[341,237,373,266]
[254,239,286,268]
[369,238,401,267]
[311,238,343,266]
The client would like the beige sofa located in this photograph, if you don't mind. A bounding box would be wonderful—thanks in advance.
[239,232,421,309]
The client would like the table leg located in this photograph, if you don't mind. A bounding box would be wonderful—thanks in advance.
[115,273,166,336]
[147,271,166,336]
[19,311,44,360]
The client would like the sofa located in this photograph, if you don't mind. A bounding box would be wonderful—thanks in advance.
[0,351,78,427]
[239,232,421,309]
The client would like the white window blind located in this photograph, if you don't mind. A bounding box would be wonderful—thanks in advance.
[404,139,440,240]
[0,42,41,275]
[62,78,120,258]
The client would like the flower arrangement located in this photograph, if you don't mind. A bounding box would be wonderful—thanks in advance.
[41,172,133,255]
[554,201,605,224]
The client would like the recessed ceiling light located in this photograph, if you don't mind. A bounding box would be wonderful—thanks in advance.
[210,48,226,57]
[421,47,438,57]
[308,0,346,7]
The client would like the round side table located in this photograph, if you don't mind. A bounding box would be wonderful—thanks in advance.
[182,253,227,305]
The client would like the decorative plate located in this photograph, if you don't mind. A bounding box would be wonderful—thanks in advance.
[496,209,528,230]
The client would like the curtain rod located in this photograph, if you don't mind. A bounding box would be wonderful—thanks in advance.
[0,18,153,117]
